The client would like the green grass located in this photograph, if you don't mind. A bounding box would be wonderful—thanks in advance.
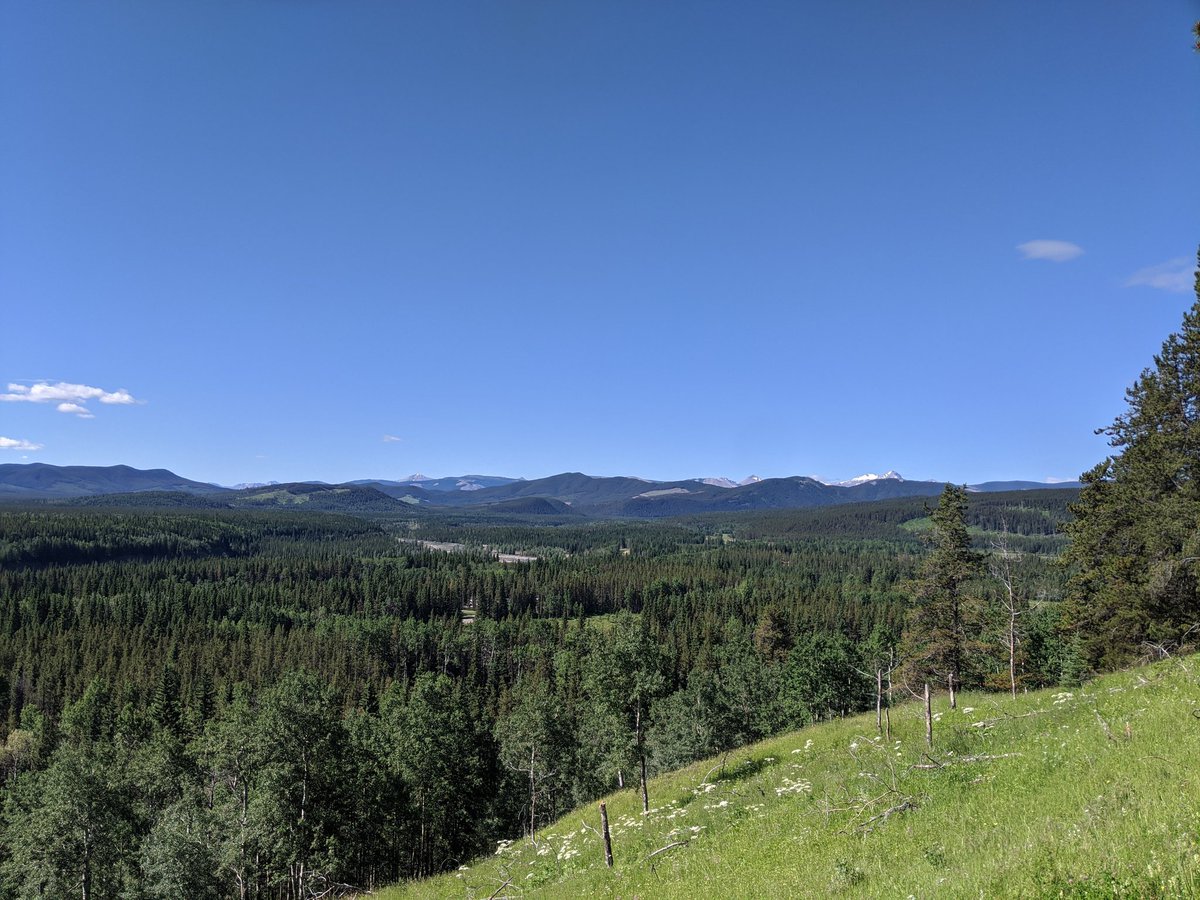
[381,657,1200,899]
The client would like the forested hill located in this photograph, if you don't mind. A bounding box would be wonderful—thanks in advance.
[0,493,1076,895]
[0,463,224,498]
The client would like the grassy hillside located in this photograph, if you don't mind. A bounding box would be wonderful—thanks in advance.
[384,658,1200,899]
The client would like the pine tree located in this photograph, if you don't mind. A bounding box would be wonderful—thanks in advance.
[1063,249,1200,669]
[901,484,984,704]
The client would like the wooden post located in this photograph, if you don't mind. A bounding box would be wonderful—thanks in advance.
[875,668,883,734]
[924,682,933,748]
[599,802,614,867]
[639,753,649,814]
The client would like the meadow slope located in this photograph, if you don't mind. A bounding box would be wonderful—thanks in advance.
[383,657,1200,899]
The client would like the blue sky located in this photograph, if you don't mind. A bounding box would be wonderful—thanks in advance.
[2,2,1198,486]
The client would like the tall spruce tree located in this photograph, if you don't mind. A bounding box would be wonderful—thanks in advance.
[901,484,984,704]
[1063,249,1200,670]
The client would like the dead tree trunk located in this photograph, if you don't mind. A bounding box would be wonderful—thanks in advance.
[1009,617,1017,698]
[885,655,894,741]
[990,523,1023,699]
[599,802,614,867]
[948,672,956,710]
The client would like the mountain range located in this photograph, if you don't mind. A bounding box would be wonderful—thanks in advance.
[0,463,1082,518]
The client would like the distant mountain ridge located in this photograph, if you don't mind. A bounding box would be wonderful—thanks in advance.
[0,463,224,498]
[0,463,1081,517]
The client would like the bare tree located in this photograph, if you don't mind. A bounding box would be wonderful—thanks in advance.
[989,522,1025,698]
[852,647,900,737]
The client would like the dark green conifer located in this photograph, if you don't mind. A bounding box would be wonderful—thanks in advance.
[1063,249,1200,669]
[901,484,984,701]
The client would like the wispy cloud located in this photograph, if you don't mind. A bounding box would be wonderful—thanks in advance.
[1125,257,1195,294]
[1017,240,1084,263]
[0,381,139,417]
[382,434,404,443]
[0,436,43,451]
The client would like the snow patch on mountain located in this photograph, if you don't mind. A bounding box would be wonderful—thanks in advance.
[695,477,739,489]
[635,487,694,498]
[826,470,904,488]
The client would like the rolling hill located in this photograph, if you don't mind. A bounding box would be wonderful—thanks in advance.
[385,657,1200,899]
[0,463,224,498]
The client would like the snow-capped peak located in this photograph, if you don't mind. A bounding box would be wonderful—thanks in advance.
[738,475,762,486]
[405,473,433,482]
[829,470,904,488]
[695,477,740,488]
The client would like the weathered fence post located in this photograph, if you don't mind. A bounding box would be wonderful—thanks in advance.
[924,682,933,748]
[599,802,614,868]
[875,668,883,734]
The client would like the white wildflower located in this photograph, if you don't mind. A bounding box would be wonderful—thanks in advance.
[774,777,813,797]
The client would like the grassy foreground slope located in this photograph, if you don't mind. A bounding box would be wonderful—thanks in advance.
[384,658,1200,899]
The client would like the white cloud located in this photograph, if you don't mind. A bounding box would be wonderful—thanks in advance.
[1017,240,1084,263]
[382,434,404,443]
[56,402,95,418]
[1125,257,1195,294]
[0,436,43,451]
[0,381,139,417]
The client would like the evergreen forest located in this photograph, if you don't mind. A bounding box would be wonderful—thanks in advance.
[0,488,1080,898]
